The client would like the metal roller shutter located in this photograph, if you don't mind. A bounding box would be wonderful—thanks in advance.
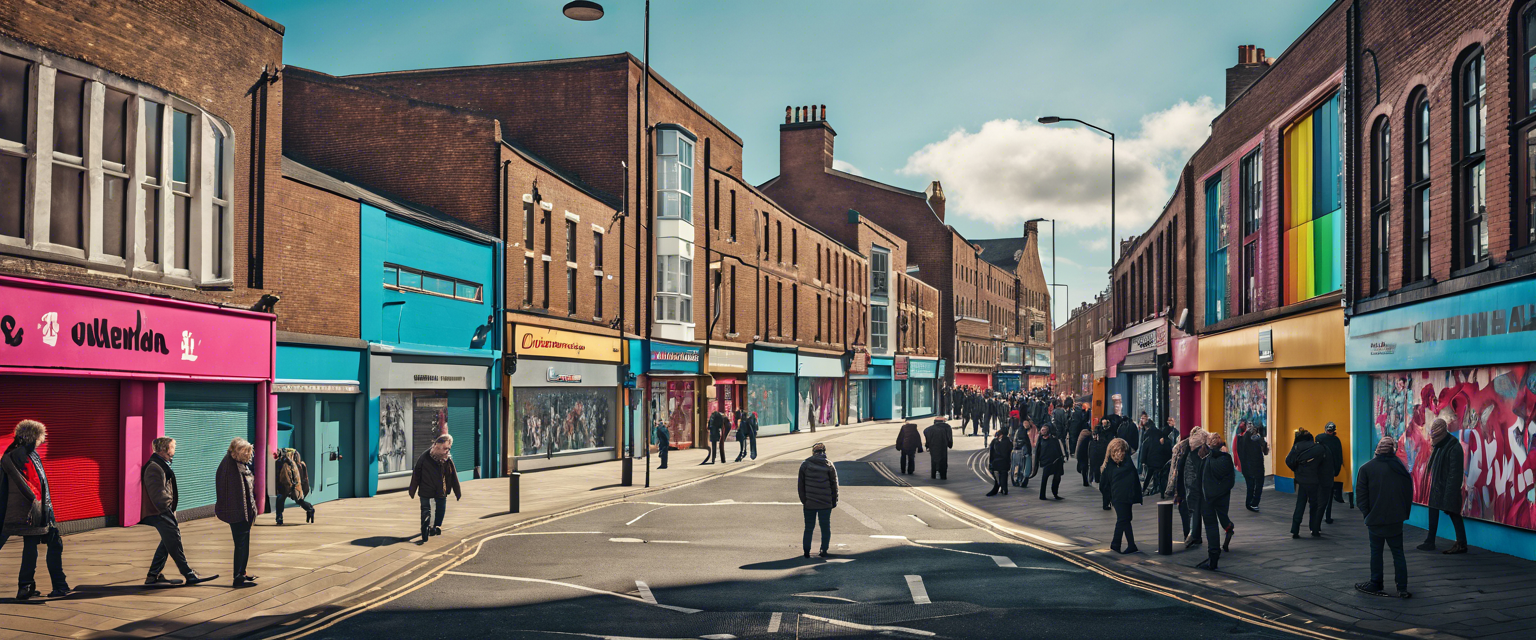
[164,383,255,515]
[447,391,477,478]
[0,376,120,524]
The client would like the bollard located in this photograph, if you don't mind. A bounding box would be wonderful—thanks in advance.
[1157,500,1174,555]
[510,472,521,514]
[621,456,633,487]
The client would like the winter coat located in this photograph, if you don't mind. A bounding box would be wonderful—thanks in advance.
[276,448,310,499]
[141,453,178,519]
[652,422,670,447]
[1036,434,1067,474]
[1051,408,1068,430]
[1088,428,1110,473]
[1315,431,1344,480]
[1235,430,1269,477]
[1,444,51,537]
[707,411,727,439]
[739,415,758,439]
[408,451,462,500]
[1140,427,1171,468]
[895,424,924,454]
[1201,449,1235,499]
[1031,402,1049,427]
[1075,430,1093,473]
[1101,459,1143,506]
[1425,435,1465,512]
[797,453,839,510]
[1182,450,1207,502]
[989,436,1014,472]
[923,422,954,454]
[215,454,257,525]
[1285,441,1330,487]
[1117,421,1140,453]
[1357,453,1414,534]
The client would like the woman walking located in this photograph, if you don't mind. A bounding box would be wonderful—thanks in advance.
[409,434,462,544]
[1075,426,1094,486]
[895,423,923,476]
[1,420,70,599]
[1197,432,1236,570]
[986,428,1013,496]
[1012,420,1036,488]
[214,438,259,588]
[1179,430,1208,548]
[1419,418,1467,554]
[272,448,315,525]
[1100,438,1142,553]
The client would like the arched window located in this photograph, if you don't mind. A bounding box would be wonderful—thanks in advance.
[1515,3,1536,248]
[1406,89,1431,282]
[1455,48,1487,267]
[1371,116,1391,294]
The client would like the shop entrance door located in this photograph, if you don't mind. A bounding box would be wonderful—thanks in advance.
[315,416,340,503]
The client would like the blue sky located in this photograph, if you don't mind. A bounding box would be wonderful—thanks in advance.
[249,0,1335,327]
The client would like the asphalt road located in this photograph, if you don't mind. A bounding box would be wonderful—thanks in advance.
[293,427,1294,640]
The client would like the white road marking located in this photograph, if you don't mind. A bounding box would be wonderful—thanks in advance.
[506,531,605,536]
[767,612,782,633]
[839,501,884,531]
[609,538,644,543]
[870,535,908,540]
[908,514,928,526]
[992,556,1018,568]
[905,575,931,605]
[700,635,736,639]
[825,558,855,563]
[792,593,858,603]
[635,580,658,604]
[626,506,669,526]
[624,501,802,526]
[442,571,701,614]
[800,613,936,637]
[914,540,971,544]
[650,540,690,544]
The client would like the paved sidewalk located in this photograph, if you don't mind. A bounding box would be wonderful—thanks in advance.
[0,419,897,639]
[865,429,1536,640]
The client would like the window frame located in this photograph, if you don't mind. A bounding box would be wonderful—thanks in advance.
[1371,116,1392,294]
[1406,89,1432,283]
[654,127,694,220]
[1204,175,1229,323]
[1454,47,1488,267]
[1515,3,1536,250]
[384,262,485,303]
[654,254,694,325]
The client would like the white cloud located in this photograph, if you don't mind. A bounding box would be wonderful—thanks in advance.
[1084,237,1109,252]
[832,159,863,176]
[898,97,1219,232]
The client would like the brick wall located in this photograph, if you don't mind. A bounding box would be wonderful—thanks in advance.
[264,176,360,337]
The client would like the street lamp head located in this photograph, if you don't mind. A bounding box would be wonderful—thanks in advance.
[562,0,604,21]
[1037,116,1061,124]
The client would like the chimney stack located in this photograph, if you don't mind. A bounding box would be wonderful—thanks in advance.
[1226,44,1272,106]
[779,102,838,174]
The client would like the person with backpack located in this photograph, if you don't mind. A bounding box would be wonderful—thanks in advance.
[272,447,316,525]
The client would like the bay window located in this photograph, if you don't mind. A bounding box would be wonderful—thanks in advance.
[655,254,693,323]
[656,127,694,220]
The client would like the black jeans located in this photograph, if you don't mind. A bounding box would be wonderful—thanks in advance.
[899,451,917,474]
[11,528,67,590]
[736,434,756,461]
[929,452,948,479]
[1323,481,1342,520]
[275,494,314,522]
[1111,501,1136,550]
[656,443,669,468]
[989,469,1008,494]
[1038,470,1061,499]
[703,435,720,463]
[1369,530,1408,591]
[802,508,832,553]
[1183,493,1204,541]
[1425,508,1467,545]
[1203,493,1231,560]
[1243,474,1264,509]
[1291,483,1326,534]
[419,496,446,536]
[145,513,193,577]
[229,522,252,577]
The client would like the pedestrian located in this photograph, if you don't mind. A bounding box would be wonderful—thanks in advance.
[1285,429,1329,538]
[971,392,987,438]
[1100,438,1142,554]
[1012,419,1036,488]
[741,411,760,461]
[895,422,923,475]
[1315,422,1344,524]
[1070,403,1089,458]
[1235,421,1269,512]
[1169,429,1201,541]
[1179,430,1208,549]
[408,434,461,545]
[1355,436,1413,598]
[1089,419,1111,486]
[1036,425,1066,500]
[1140,417,1171,493]
[1118,414,1141,470]
[139,437,217,587]
[923,418,954,479]
[1418,418,1468,554]
[652,418,670,469]
[272,447,315,525]
[1196,431,1236,570]
[732,409,749,462]
[1075,426,1094,486]
[986,428,1013,496]
[215,438,259,588]
[797,442,838,558]
[1,420,70,599]
[703,409,726,465]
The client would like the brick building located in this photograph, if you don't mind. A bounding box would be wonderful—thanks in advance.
[1054,290,1112,397]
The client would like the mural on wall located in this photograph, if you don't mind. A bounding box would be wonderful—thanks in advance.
[1224,379,1269,459]
[516,388,614,456]
[798,378,841,430]
[649,380,695,448]
[1371,367,1536,531]
[379,391,412,474]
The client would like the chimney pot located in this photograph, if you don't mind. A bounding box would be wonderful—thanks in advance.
[1257,48,1266,64]
[785,106,791,124]
[820,104,826,121]
[803,105,810,122]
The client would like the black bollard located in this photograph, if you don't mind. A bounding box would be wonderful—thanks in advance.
[621,456,633,487]
[1157,500,1174,555]
[510,472,521,514]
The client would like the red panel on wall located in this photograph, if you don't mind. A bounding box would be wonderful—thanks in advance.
[0,376,121,522]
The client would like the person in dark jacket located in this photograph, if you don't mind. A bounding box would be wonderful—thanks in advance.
[1100,438,1142,553]
[1285,429,1330,538]
[1051,404,1068,436]
[966,393,984,436]
[1036,426,1067,500]
[1031,398,1050,430]
[1012,419,1036,488]
[797,443,839,558]
[1075,428,1094,486]
[923,419,954,479]
[1234,421,1270,512]
[408,435,462,545]
[1,420,70,599]
[215,438,259,588]
[652,418,670,469]
[1089,419,1112,487]
[1140,419,1172,492]
[703,410,727,465]
[734,409,758,462]
[1418,418,1467,554]
[1168,430,1200,540]
[1315,422,1345,524]
[895,423,924,475]
[138,437,216,587]
[1180,430,1208,548]
[272,447,315,525]
[1117,415,1142,470]
[1071,404,1090,457]
[1356,437,1414,598]
[986,428,1014,496]
[1196,432,1236,569]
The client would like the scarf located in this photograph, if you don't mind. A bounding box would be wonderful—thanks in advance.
[29,448,53,526]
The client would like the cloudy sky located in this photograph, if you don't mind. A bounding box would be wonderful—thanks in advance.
[249,0,1335,327]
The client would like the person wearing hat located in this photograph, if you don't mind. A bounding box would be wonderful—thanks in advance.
[1355,436,1413,598]
[1418,418,1468,554]
[1316,422,1345,524]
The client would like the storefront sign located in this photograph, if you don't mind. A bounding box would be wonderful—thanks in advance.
[707,347,748,373]
[414,374,466,382]
[908,358,938,379]
[0,275,273,379]
[1348,278,1536,371]
[649,341,702,373]
[515,326,622,362]
[797,353,844,378]
[1129,330,1159,352]
[894,356,909,380]
[750,347,797,374]
[546,368,583,383]
[1122,351,1157,369]
[273,381,361,394]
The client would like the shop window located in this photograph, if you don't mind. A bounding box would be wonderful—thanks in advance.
[1371,116,1391,294]
[1455,48,1487,266]
[655,127,693,220]
[1282,92,1343,305]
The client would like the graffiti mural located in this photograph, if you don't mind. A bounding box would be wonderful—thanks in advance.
[515,388,615,456]
[798,378,842,430]
[379,391,412,474]
[1223,379,1268,453]
[1371,367,1536,531]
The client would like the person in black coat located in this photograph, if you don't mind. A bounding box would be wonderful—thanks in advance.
[734,410,759,462]
[1100,438,1142,554]
[1418,418,1467,553]
[986,429,1014,496]
[1069,404,1089,458]
[1051,404,1068,435]
[923,419,954,480]
[1090,419,1113,491]
[1234,420,1270,512]
[1315,422,1345,523]
[1076,428,1094,486]
[1118,415,1142,470]
[703,410,727,465]
[1196,432,1236,570]
[1031,397,1050,429]
[1035,426,1067,500]
[967,393,986,437]
[797,443,839,558]
[1285,429,1330,538]
[895,423,923,475]
[1355,437,1414,598]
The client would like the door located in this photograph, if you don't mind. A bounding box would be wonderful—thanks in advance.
[313,416,340,503]
[894,381,905,420]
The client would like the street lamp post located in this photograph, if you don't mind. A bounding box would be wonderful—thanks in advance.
[566,0,650,487]
[1037,117,1116,268]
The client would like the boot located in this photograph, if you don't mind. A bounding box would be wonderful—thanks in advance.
[16,584,40,601]
[1443,542,1468,555]
[1223,525,1234,552]
[47,583,72,598]
[1416,540,1437,551]
[307,508,316,524]
[146,573,183,586]
[182,572,219,586]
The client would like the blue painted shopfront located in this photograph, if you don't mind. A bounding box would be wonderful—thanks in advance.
[750,346,798,435]
[1346,276,1536,560]
[906,357,938,418]
[867,357,895,421]
[275,343,366,505]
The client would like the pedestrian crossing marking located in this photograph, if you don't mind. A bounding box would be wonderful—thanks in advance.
[992,556,1017,568]
[767,612,782,633]
[905,574,931,605]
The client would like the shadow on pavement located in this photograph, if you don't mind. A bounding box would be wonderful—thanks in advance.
[739,556,830,571]
[349,535,416,547]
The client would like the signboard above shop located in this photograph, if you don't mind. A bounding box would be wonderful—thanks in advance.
[515,325,621,362]
[707,347,748,373]
[648,340,702,373]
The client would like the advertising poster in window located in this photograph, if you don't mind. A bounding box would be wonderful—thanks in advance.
[1372,367,1536,531]
[1223,379,1268,453]
[514,387,615,456]
[649,380,695,448]
[797,378,841,431]
[379,391,412,474]
[749,375,795,436]
[412,392,449,461]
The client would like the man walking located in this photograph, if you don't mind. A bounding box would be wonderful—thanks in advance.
[1236,421,1269,512]
[1419,418,1468,554]
[734,410,759,462]
[797,443,838,558]
[1036,426,1066,500]
[1316,422,1344,524]
[140,438,217,587]
[1285,429,1329,538]
[923,417,954,479]
[1355,437,1413,598]
[652,418,670,470]
[986,428,1013,496]
[703,410,727,465]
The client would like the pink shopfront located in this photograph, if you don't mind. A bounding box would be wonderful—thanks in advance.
[0,275,275,532]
